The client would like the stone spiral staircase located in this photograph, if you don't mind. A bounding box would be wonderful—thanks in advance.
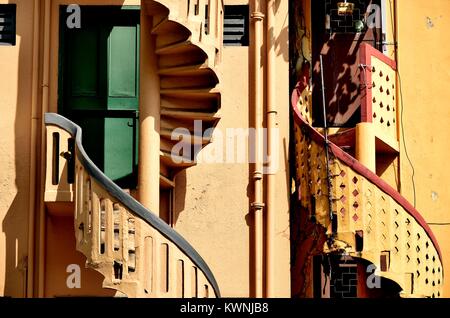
[45,112,220,298]
[44,0,223,298]
[291,44,444,298]
[144,0,223,180]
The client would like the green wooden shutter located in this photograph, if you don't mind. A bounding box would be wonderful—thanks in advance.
[60,7,140,188]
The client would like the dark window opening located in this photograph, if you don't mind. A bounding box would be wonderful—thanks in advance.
[325,0,379,35]
[355,230,364,252]
[223,5,249,46]
[67,138,75,184]
[52,132,60,185]
[313,255,358,298]
[330,256,358,298]
[380,251,390,272]
[0,4,16,46]
[113,261,123,280]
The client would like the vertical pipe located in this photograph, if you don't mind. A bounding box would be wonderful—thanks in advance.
[265,0,276,298]
[139,10,161,216]
[392,0,400,141]
[27,0,41,297]
[393,0,398,63]
[38,0,51,298]
[251,1,264,298]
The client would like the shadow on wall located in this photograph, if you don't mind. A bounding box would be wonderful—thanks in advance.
[268,0,289,63]
[312,35,364,127]
[2,0,31,297]
[310,0,383,127]
[2,0,131,297]
[172,170,187,226]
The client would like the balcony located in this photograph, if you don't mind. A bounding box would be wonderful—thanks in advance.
[292,44,443,297]
[44,113,220,298]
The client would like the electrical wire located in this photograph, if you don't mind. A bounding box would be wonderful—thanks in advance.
[397,71,417,207]
[319,54,335,235]
[389,0,417,208]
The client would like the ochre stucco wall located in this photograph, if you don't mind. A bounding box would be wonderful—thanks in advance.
[271,0,291,297]
[0,0,34,297]
[396,0,450,297]
[0,0,142,297]
[174,45,253,297]
[44,215,116,297]
[173,0,291,297]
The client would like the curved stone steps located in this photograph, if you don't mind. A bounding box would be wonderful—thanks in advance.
[143,0,221,178]
[44,113,220,298]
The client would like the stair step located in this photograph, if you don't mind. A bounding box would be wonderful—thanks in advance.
[161,97,218,112]
[160,76,218,90]
[158,51,207,69]
[160,87,220,99]
[160,127,212,145]
[143,1,168,18]
[160,174,175,189]
[158,63,210,76]
[161,108,220,122]
[160,150,196,169]
[328,128,356,149]
[150,10,168,26]
[152,18,180,35]
[156,30,191,52]
[160,136,209,161]
[155,40,197,55]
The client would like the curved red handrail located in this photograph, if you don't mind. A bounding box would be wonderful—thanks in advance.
[291,88,443,264]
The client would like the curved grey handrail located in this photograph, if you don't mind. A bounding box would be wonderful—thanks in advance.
[45,112,221,297]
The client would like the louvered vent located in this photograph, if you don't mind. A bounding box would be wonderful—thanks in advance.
[0,4,16,46]
[223,5,248,46]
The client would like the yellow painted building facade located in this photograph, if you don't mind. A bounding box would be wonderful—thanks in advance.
[0,0,448,298]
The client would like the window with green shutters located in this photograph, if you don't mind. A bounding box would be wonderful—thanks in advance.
[59,6,140,188]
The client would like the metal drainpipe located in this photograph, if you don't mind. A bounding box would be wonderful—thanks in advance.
[265,0,276,298]
[251,1,265,298]
[38,0,51,297]
[27,0,41,297]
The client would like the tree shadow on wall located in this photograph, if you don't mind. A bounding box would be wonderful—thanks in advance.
[312,34,365,127]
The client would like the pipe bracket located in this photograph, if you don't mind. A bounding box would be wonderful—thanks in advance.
[251,202,265,209]
[253,171,263,180]
[251,12,265,20]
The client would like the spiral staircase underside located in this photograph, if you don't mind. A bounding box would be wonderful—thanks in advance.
[143,0,222,186]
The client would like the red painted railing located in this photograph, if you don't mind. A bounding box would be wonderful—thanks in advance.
[292,85,443,297]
